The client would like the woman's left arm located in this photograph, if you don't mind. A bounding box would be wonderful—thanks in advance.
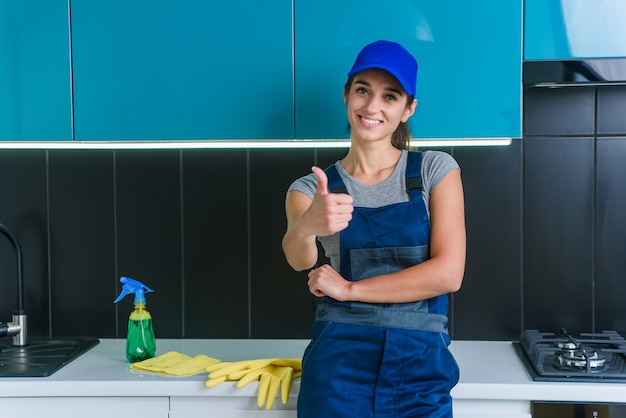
[307,168,465,303]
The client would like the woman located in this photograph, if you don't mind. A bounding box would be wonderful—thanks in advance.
[282,40,465,417]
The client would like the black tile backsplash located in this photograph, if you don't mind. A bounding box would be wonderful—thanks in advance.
[523,137,595,334]
[182,149,249,338]
[115,150,183,338]
[524,87,595,136]
[249,149,315,338]
[0,151,48,335]
[48,150,116,338]
[597,86,626,135]
[595,137,626,332]
[1,85,625,342]
[452,142,522,340]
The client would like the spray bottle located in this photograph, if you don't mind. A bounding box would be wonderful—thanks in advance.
[114,276,156,363]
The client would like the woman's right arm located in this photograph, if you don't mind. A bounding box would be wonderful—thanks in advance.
[282,190,319,271]
[282,167,353,271]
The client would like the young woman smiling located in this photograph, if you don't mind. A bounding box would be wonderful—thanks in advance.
[283,40,466,418]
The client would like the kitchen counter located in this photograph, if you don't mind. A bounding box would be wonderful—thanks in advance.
[450,340,626,404]
[1,339,625,416]
[0,339,308,398]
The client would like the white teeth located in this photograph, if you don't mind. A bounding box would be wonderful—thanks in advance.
[360,116,380,125]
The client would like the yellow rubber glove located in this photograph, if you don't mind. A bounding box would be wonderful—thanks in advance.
[130,351,221,376]
[205,358,274,387]
[205,358,302,410]
[264,358,301,409]
[240,364,293,409]
[271,357,302,378]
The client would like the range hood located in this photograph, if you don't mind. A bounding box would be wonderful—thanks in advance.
[524,58,626,88]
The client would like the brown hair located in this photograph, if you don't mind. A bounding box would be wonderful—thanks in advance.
[344,75,414,150]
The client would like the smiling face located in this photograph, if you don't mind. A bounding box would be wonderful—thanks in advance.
[344,68,416,146]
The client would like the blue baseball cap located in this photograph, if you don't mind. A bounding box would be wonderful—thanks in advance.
[347,40,418,97]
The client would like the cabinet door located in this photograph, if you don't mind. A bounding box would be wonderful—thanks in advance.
[453,399,531,418]
[525,0,626,59]
[170,396,297,417]
[70,0,293,140]
[0,397,169,418]
[295,0,522,139]
[0,0,72,140]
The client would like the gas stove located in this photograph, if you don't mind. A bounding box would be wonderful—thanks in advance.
[515,329,626,383]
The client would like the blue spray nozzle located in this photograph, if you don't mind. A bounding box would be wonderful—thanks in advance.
[113,276,154,305]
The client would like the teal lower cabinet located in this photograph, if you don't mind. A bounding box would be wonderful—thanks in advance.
[295,0,522,140]
[0,0,72,140]
[70,0,294,140]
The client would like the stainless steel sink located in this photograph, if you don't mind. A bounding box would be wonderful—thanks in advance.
[0,338,99,377]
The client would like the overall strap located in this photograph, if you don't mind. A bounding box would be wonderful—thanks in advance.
[326,153,423,196]
[324,164,348,194]
[405,151,423,200]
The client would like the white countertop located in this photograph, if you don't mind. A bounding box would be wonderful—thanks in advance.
[1,339,625,403]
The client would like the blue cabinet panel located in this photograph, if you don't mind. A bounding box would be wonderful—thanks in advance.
[295,0,522,139]
[525,0,626,60]
[0,0,72,140]
[71,0,293,140]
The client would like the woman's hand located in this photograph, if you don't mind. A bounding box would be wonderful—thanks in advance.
[302,166,353,237]
[307,264,352,301]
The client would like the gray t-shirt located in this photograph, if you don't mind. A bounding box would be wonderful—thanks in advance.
[287,150,460,270]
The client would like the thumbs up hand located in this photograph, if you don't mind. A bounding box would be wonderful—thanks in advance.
[312,166,330,197]
[305,166,353,236]
[283,166,354,271]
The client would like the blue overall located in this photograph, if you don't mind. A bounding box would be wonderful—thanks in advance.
[297,152,459,418]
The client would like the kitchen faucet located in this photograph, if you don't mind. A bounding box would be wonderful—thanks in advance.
[0,222,28,346]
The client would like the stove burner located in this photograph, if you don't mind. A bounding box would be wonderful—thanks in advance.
[516,328,626,382]
[553,340,579,350]
[556,346,606,371]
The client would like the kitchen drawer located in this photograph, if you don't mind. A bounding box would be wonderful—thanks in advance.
[456,415,531,418]
[0,397,169,418]
[454,399,531,418]
[170,396,297,418]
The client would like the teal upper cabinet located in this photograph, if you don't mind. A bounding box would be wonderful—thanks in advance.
[295,0,522,139]
[0,0,72,140]
[3,1,522,142]
[525,0,626,60]
[71,0,293,140]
